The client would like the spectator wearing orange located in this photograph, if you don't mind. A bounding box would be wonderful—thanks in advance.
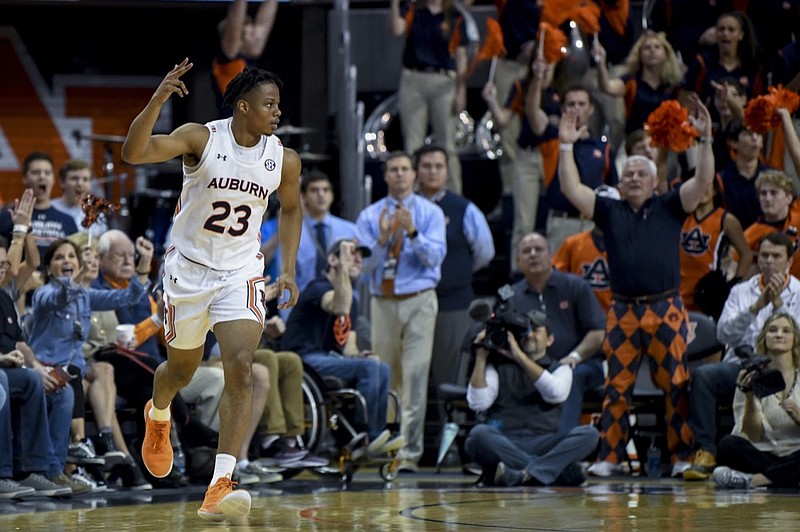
[679,179,751,319]
[741,171,800,279]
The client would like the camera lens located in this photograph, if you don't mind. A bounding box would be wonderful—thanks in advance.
[487,328,507,349]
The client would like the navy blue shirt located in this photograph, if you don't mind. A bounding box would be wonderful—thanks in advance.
[718,160,771,230]
[648,0,728,61]
[621,73,679,134]
[281,278,358,356]
[510,269,606,361]
[401,4,463,71]
[506,83,559,150]
[0,290,23,353]
[546,138,618,215]
[597,7,635,65]
[774,41,800,87]
[594,188,688,297]
[498,0,541,61]
[683,49,764,102]
[0,206,78,265]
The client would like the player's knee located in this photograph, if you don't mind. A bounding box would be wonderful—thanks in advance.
[223,352,254,385]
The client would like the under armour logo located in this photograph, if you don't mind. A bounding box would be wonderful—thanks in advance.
[217,154,227,161]
[169,275,178,283]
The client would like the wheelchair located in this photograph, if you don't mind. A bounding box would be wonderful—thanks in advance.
[299,362,402,485]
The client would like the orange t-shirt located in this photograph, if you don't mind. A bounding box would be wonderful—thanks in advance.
[553,230,611,313]
[744,223,800,280]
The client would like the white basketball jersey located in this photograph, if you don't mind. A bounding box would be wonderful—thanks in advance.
[170,118,283,270]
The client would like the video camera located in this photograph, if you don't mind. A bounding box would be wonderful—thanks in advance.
[733,345,786,398]
[468,284,533,365]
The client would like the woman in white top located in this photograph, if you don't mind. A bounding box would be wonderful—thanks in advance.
[713,311,800,489]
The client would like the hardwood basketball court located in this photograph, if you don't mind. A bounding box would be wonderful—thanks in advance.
[3,466,799,530]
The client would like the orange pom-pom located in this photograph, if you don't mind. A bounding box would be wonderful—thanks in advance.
[744,95,780,134]
[477,17,506,62]
[465,17,506,78]
[568,3,601,35]
[769,85,800,114]
[541,0,577,27]
[537,22,568,64]
[81,194,119,228]
[644,100,699,153]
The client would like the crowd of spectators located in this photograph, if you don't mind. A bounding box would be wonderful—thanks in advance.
[3,0,800,497]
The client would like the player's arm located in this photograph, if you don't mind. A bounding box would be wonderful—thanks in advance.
[122,59,207,165]
[557,109,596,218]
[276,148,303,308]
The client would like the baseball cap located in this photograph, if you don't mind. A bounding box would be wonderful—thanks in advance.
[526,309,550,332]
[327,238,372,258]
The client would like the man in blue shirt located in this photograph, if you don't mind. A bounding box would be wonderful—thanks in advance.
[273,170,358,320]
[415,145,495,395]
[356,150,447,471]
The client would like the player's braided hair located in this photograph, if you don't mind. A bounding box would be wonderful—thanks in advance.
[222,68,283,110]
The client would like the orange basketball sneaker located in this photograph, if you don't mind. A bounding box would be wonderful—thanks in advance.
[197,476,252,522]
[141,399,173,478]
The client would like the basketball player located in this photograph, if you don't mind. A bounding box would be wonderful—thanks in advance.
[121,58,302,522]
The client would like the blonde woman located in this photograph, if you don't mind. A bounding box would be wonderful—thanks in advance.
[593,30,684,135]
[713,312,800,489]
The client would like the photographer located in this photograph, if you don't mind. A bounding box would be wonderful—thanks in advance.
[510,232,606,432]
[685,232,800,480]
[464,311,599,487]
[713,312,800,490]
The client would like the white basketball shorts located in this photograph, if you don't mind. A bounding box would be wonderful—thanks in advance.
[161,248,267,350]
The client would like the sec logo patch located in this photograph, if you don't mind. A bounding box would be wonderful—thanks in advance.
[265,159,276,171]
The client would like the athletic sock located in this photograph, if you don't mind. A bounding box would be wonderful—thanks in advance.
[149,402,171,421]
[210,453,237,486]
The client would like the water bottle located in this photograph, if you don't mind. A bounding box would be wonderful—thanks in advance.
[173,441,187,476]
[647,441,661,479]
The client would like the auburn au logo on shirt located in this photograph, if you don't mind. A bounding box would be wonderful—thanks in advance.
[681,227,711,255]
[581,258,611,289]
